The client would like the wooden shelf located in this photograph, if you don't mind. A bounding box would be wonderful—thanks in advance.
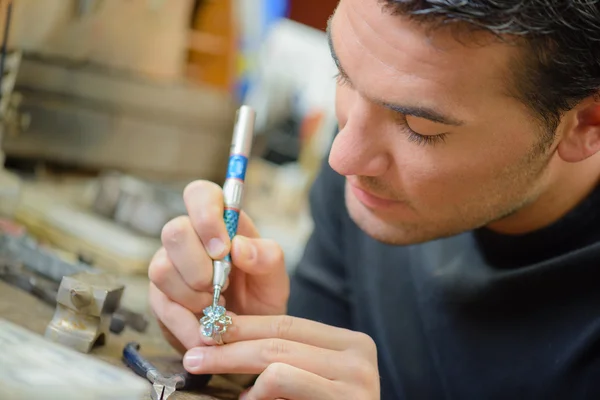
[289,0,338,31]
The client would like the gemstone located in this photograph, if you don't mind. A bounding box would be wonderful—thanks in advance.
[201,322,214,337]
[200,305,232,338]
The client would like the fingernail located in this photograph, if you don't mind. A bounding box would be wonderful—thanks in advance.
[207,238,226,258]
[183,350,204,370]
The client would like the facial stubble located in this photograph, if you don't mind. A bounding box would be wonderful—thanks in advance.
[344,139,555,246]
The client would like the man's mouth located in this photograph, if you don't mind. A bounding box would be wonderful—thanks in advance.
[348,181,398,209]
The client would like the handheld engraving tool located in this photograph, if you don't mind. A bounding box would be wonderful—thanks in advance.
[201,105,256,343]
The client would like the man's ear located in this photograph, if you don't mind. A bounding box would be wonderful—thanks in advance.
[557,96,600,163]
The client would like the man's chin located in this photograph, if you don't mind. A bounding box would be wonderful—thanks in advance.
[344,189,461,246]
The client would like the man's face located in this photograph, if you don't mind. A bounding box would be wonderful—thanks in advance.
[328,0,558,245]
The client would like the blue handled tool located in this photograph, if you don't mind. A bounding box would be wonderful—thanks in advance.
[212,105,256,307]
[122,342,211,400]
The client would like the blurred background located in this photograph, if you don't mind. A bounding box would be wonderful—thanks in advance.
[0,0,340,291]
[0,2,344,396]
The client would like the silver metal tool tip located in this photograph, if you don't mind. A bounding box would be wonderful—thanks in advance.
[212,286,221,308]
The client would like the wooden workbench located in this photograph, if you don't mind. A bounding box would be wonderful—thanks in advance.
[0,279,245,399]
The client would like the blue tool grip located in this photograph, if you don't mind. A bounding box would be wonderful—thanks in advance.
[226,154,248,182]
[122,342,157,379]
[223,208,239,264]
[224,208,240,241]
[221,154,248,263]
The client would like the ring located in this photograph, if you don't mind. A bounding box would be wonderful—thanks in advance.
[200,305,232,346]
[213,332,224,346]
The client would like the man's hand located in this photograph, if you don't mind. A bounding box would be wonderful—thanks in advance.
[148,180,290,352]
[182,315,381,400]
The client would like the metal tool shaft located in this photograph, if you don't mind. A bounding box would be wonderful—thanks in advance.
[212,106,256,303]
[212,286,221,308]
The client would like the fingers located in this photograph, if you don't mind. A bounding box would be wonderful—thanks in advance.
[183,315,381,398]
[182,179,261,256]
[245,363,336,400]
[180,181,288,308]
[148,247,217,314]
[231,236,285,276]
[212,315,357,352]
[156,318,187,355]
[236,210,261,239]
[181,180,275,278]
[160,216,214,291]
[183,338,343,379]
[148,283,204,350]
[183,180,229,259]
[230,237,289,308]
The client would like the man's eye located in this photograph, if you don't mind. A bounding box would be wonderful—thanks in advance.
[405,130,448,146]
[334,72,352,87]
[396,114,448,146]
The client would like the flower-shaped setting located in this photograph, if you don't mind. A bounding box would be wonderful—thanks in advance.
[200,305,232,340]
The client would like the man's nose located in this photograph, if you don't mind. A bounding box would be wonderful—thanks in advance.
[329,99,391,177]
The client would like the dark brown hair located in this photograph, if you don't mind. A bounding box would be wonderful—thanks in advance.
[382,0,600,135]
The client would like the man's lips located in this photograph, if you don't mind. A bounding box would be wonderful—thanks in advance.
[348,182,398,209]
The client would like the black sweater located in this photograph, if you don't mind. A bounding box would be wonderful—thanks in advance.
[288,159,600,399]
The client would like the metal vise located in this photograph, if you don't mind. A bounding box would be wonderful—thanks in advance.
[45,271,124,353]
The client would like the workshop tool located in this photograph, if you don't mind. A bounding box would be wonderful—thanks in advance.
[0,226,149,333]
[0,319,148,400]
[0,224,97,281]
[200,105,256,343]
[0,259,142,334]
[122,342,212,400]
[110,306,149,334]
[45,271,124,353]
[0,257,58,305]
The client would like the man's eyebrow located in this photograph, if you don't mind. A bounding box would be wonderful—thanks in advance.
[380,102,465,126]
[325,17,465,127]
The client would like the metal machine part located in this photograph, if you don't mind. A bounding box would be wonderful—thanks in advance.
[122,342,211,400]
[109,306,149,334]
[45,271,124,353]
[0,258,58,305]
[0,227,97,282]
[0,228,148,333]
[0,260,146,334]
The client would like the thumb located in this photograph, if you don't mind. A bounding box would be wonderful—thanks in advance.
[231,235,285,275]
[231,235,289,292]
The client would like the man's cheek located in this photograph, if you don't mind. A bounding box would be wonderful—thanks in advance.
[400,165,463,201]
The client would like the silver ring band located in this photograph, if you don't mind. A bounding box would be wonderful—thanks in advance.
[213,332,224,346]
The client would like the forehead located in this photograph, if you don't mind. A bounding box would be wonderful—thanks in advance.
[331,0,519,119]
